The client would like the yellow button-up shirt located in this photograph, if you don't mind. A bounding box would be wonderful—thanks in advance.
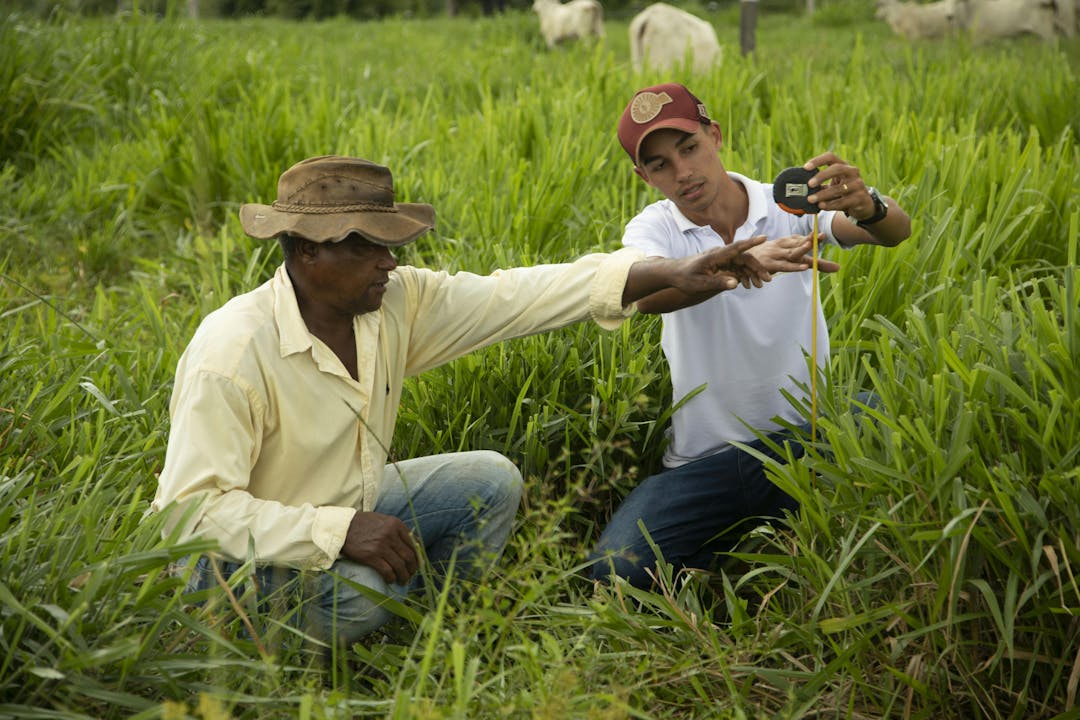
[153,249,644,569]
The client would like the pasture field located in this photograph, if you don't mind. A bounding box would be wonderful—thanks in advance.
[2,4,1079,718]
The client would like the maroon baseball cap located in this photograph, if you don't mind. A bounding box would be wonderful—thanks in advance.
[617,83,713,166]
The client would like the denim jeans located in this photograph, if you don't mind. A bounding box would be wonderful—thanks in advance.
[187,450,523,645]
[590,392,879,588]
[588,425,808,588]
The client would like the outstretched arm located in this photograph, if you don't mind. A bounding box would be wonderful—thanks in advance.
[625,234,839,314]
[621,236,766,309]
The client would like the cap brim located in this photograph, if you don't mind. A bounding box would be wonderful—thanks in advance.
[239,203,435,247]
[633,118,706,165]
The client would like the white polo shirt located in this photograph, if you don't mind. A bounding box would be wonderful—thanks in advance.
[623,172,840,467]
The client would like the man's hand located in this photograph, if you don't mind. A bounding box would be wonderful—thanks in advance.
[341,511,419,585]
[746,234,841,277]
[674,236,774,291]
[623,236,768,306]
[803,151,867,214]
[803,151,912,248]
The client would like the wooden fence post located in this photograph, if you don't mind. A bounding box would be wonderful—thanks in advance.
[740,0,758,56]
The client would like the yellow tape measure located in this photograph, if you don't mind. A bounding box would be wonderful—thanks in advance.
[773,166,823,443]
[810,212,819,443]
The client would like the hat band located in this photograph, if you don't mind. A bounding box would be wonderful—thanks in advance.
[271,201,397,215]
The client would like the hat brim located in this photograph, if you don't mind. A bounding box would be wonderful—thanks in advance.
[633,118,706,166]
[239,202,435,247]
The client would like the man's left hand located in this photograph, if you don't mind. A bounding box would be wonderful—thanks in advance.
[745,234,841,280]
[803,151,872,217]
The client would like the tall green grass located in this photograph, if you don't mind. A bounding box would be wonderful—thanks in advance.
[2,6,1078,718]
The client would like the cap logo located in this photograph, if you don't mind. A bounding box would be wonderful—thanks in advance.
[629,91,674,124]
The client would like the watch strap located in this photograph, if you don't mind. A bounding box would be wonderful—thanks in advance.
[855,187,888,227]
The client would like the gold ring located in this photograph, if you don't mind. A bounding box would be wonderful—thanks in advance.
[842,183,849,193]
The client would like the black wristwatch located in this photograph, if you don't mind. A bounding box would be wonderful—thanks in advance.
[851,186,888,227]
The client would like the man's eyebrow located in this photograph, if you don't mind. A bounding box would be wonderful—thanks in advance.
[673,131,696,147]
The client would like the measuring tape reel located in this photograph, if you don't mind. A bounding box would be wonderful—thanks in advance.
[773,166,822,216]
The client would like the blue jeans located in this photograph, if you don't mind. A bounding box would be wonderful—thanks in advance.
[590,393,878,589]
[588,425,808,589]
[187,450,522,645]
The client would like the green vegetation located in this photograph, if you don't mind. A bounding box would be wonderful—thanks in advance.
[2,5,1078,718]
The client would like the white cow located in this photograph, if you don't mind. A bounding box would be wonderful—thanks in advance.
[968,0,1059,41]
[532,0,605,49]
[1050,0,1077,36]
[629,2,722,74]
[876,0,972,39]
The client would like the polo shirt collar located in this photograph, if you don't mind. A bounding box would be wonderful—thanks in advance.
[730,171,768,228]
[669,171,768,233]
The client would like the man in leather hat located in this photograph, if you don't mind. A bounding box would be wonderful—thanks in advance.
[153,154,825,647]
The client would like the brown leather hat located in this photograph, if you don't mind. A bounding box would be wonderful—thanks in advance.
[239,155,435,246]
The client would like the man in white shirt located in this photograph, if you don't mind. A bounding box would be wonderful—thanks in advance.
[589,83,911,588]
[153,154,821,646]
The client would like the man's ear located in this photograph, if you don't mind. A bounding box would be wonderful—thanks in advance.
[709,121,723,148]
[297,238,320,263]
[634,165,663,191]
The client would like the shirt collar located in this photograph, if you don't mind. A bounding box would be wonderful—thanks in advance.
[668,171,768,233]
[272,265,313,358]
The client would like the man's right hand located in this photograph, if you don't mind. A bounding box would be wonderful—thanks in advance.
[674,236,774,291]
[745,234,841,277]
[341,511,419,585]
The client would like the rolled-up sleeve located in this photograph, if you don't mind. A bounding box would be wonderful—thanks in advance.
[589,246,645,329]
